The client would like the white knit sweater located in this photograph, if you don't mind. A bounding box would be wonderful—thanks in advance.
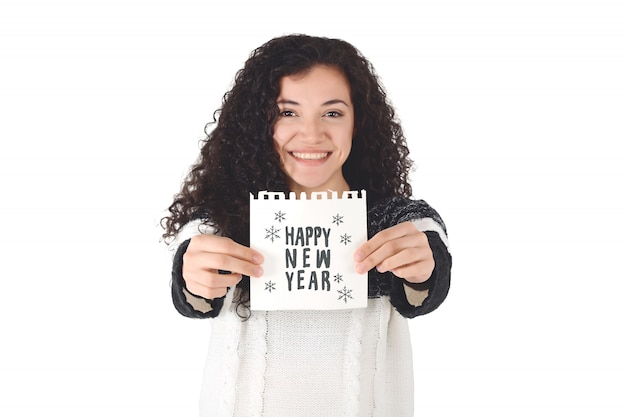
[170,198,451,417]
[201,291,414,417]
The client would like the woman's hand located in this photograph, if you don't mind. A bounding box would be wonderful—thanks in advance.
[353,222,434,284]
[182,234,264,299]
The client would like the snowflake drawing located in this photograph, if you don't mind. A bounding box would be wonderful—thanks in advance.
[274,210,286,223]
[332,214,344,226]
[333,273,343,283]
[265,225,280,242]
[265,280,277,293]
[340,233,352,245]
[337,286,353,304]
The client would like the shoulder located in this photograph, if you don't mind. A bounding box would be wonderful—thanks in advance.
[368,196,447,233]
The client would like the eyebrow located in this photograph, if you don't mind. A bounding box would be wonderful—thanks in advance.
[277,99,351,107]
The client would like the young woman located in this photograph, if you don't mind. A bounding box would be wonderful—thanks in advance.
[162,34,451,417]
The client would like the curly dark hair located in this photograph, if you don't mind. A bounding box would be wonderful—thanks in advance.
[162,34,413,313]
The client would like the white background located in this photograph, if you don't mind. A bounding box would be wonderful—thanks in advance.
[1,0,624,416]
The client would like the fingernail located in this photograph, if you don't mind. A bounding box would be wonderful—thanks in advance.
[355,264,365,274]
[252,267,263,277]
[253,255,263,264]
[354,251,364,262]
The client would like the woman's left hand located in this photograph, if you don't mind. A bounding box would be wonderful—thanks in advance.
[353,221,434,284]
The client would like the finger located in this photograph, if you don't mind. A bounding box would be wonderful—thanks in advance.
[204,252,264,278]
[190,235,264,265]
[390,257,435,283]
[184,248,264,278]
[186,281,231,300]
[184,268,244,289]
[377,246,434,281]
[184,271,243,298]
[376,247,428,273]
[355,233,424,274]
[354,222,417,263]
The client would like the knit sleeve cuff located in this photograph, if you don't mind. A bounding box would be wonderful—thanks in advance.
[390,231,452,318]
[171,239,225,318]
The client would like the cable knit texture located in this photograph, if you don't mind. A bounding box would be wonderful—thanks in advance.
[169,197,451,416]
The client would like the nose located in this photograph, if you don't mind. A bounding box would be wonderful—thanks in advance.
[300,118,324,143]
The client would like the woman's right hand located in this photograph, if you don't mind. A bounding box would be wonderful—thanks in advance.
[182,234,264,299]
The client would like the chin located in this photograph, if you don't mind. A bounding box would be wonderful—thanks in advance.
[291,179,330,193]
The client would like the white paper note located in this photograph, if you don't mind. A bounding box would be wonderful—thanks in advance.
[250,190,368,311]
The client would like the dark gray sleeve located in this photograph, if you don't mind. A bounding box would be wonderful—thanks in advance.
[390,230,452,318]
[368,197,452,318]
[171,239,225,319]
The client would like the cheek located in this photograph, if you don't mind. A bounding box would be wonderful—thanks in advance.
[341,128,354,154]
[272,128,288,163]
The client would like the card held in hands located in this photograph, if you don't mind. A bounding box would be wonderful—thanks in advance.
[249,190,368,311]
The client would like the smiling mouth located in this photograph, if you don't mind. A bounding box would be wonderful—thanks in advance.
[290,152,330,160]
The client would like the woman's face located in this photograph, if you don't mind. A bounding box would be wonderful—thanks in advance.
[273,65,354,195]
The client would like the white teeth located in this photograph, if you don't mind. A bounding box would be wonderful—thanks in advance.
[291,152,329,160]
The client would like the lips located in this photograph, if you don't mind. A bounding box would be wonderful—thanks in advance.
[290,152,330,160]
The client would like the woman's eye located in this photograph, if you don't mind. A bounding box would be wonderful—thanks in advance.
[280,110,296,117]
[325,111,342,118]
